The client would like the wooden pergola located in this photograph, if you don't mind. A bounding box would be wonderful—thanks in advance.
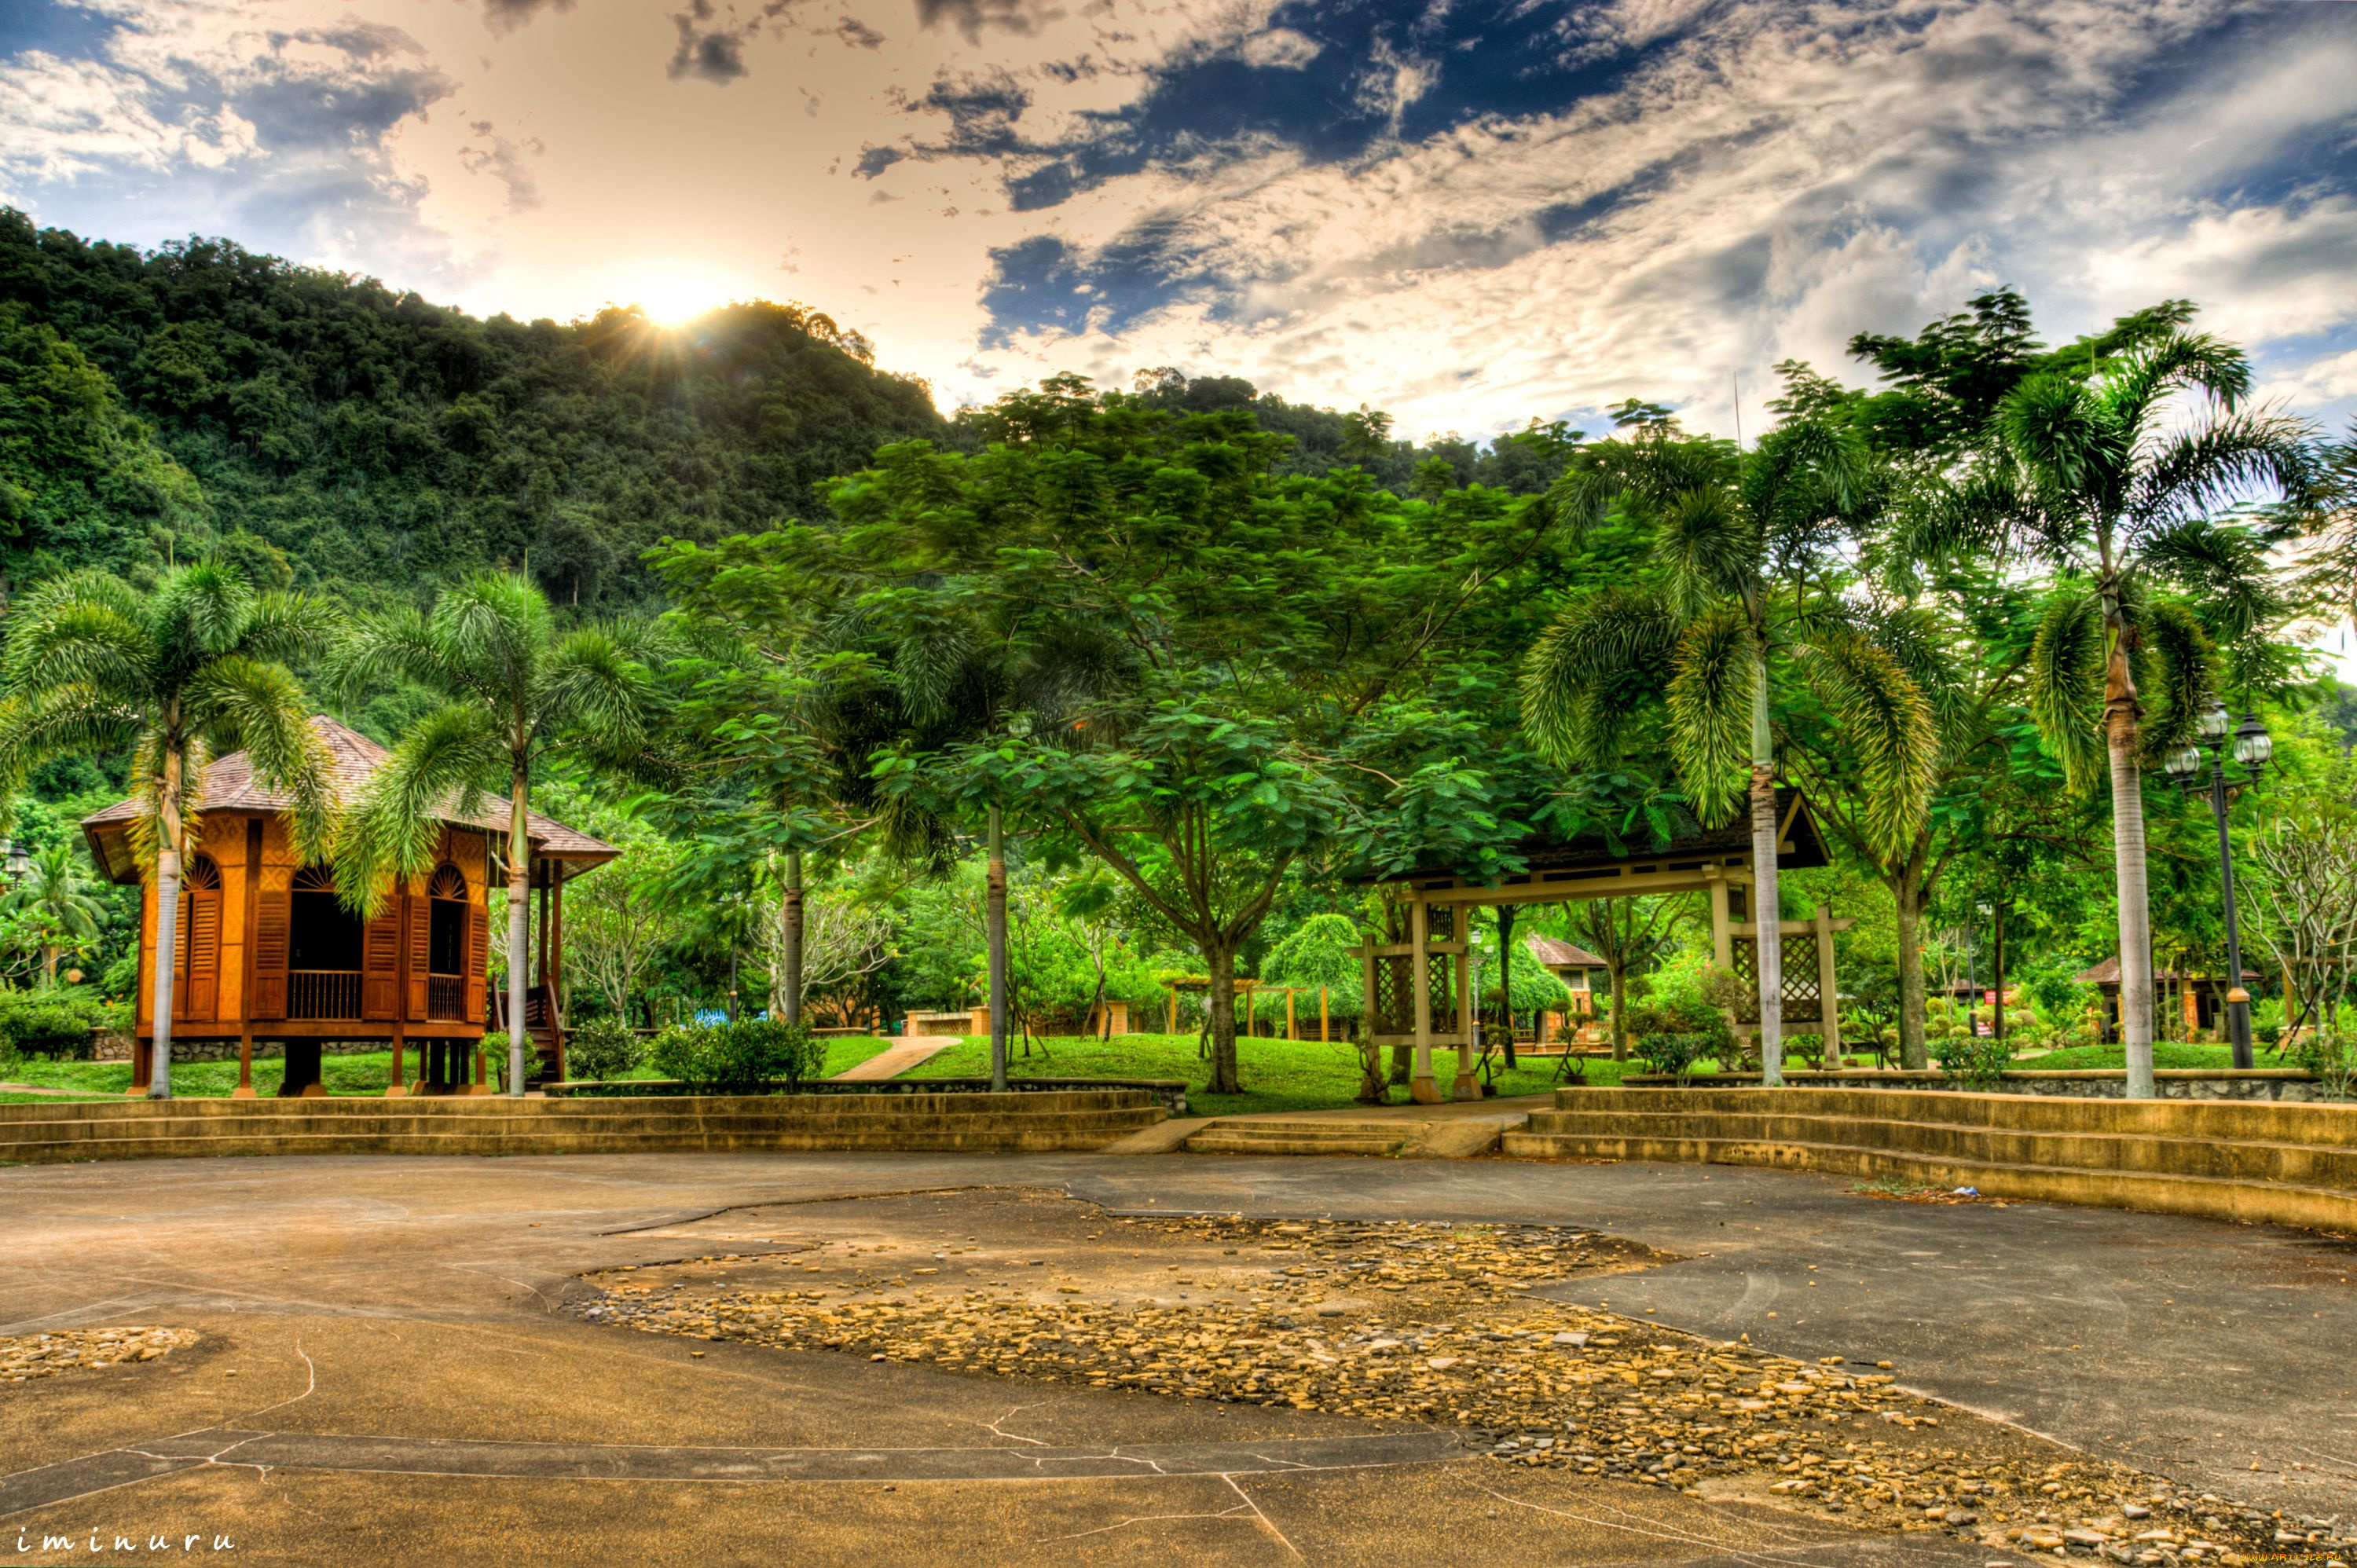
[1354,789,1849,1102]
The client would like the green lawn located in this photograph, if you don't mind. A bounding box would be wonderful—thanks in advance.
[0,1035,895,1098]
[2015,1041,2297,1072]
[898,1031,1640,1116]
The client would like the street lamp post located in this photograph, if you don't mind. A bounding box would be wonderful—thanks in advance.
[2162,700,2272,1070]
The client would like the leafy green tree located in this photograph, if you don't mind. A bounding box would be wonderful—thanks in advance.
[328,572,658,1096]
[1520,413,1934,1079]
[849,382,1561,1094]
[9,841,106,987]
[0,563,332,1095]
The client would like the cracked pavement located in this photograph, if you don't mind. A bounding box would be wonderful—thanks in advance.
[0,1149,2349,1564]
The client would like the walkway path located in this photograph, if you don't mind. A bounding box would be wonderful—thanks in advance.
[827,1033,960,1081]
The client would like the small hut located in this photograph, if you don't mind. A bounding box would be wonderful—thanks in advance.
[82,716,617,1096]
[2073,957,2260,1044]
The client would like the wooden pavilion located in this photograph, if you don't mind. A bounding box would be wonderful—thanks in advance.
[1356,789,1848,1102]
[82,716,618,1097]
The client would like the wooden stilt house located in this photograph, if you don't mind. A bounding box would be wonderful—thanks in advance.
[81,716,618,1096]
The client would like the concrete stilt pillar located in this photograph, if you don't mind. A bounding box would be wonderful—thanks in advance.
[1410,899,1439,1104]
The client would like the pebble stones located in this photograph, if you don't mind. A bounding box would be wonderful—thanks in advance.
[2,1326,196,1383]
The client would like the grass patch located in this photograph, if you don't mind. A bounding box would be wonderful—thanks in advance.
[898,1031,1637,1116]
[0,1035,896,1098]
[2017,1041,2297,1072]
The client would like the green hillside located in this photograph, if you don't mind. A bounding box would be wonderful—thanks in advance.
[0,210,944,611]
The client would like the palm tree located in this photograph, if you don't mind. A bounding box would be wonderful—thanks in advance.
[11,842,106,987]
[1982,333,2312,1097]
[1521,416,1934,1082]
[0,565,332,1097]
[328,573,657,1097]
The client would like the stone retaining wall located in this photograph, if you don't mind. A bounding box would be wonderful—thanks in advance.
[92,1033,383,1064]
[1621,1068,2333,1101]
[0,1089,1166,1164]
[553,1075,1193,1117]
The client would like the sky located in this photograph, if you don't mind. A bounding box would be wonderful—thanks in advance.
[1,0,2354,454]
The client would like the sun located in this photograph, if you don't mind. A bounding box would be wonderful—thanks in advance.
[610,258,750,327]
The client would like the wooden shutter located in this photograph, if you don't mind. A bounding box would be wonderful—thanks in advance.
[406,894,431,1020]
[252,892,290,1019]
[465,896,488,1024]
[184,888,221,1020]
[362,907,401,1020]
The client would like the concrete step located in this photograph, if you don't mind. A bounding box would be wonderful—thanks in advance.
[1521,1108,2357,1190]
[1184,1119,1424,1157]
[1547,1086,2357,1148]
[1500,1127,2357,1234]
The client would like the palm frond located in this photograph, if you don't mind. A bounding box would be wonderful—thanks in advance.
[1998,373,2119,500]
[1519,592,1678,770]
[1,577,155,698]
[437,572,551,709]
[2132,599,2213,763]
[236,590,335,665]
[541,625,657,746]
[335,704,506,917]
[325,604,465,708]
[2102,331,2253,423]
[1802,628,1937,862]
[2134,517,2286,645]
[1665,602,1757,826]
[2125,408,2315,533]
[1654,486,1754,615]
[2025,592,2108,793]
[152,562,258,660]
[190,656,335,864]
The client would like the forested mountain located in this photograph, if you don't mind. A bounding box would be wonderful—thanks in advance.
[0,210,944,610]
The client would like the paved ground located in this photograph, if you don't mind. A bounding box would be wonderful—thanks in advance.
[0,1149,2348,1565]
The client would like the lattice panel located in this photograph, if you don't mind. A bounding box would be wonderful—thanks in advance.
[1372,954,1415,1034]
[1426,959,1456,1030]
[1426,905,1457,942]
[1781,933,1822,1023]
[1729,936,1760,1022]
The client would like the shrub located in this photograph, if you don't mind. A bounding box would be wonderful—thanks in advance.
[2293,1031,2355,1101]
[1931,1031,2011,1090]
[565,1015,643,1081]
[0,986,122,1058]
[645,1018,822,1092]
[1626,994,1733,1085]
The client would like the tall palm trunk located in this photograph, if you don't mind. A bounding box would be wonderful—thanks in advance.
[149,847,181,1100]
[2102,621,2157,1099]
[507,771,532,1097]
[1748,667,1783,1086]
[148,747,187,1101]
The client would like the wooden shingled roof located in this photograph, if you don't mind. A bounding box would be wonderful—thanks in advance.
[80,715,618,886]
[1524,936,1607,971]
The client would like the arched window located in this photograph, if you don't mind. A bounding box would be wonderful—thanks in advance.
[288,863,365,1019]
[174,854,222,1019]
[427,863,468,976]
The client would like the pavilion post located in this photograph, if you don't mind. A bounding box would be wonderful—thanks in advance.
[1286,987,1296,1042]
[1410,899,1439,1104]
[1452,944,1478,1101]
[1320,987,1329,1042]
[1816,903,1842,1063]
[1168,988,1177,1035]
[235,1030,255,1099]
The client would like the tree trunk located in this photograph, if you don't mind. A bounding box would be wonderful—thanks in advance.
[149,847,181,1101]
[41,944,57,987]
[1990,901,2007,1043]
[1749,767,1785,1086]
[1607,958,1629,1061]
[507,771,532,1097]
[780,850,804,1026]
[2103,634,2157,1099]
[986,808,1008,1092]
[1204,940,1241,1094]
[1893,858,1930,1070]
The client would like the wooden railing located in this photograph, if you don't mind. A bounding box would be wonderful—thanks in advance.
[289,969,363,1020]
[427,974,466,1021]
